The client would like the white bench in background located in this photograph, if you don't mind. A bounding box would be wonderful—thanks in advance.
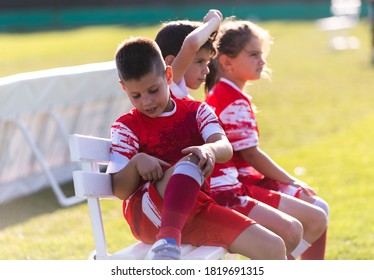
[69,133,234,260]
[0,61,131,207]
[316,0,361,50]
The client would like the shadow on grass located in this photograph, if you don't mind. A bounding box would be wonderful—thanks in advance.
[0,181,83,230]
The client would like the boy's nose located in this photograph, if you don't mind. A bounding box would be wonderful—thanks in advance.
[142,95,153,106]
[203,65,210,74]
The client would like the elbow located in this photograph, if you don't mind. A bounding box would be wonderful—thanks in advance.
[112,184,125,200]
[113,187,126,200]
[217,139,233,163]
[240,146,259,163]
[183,37,201,53]
[225,145,234,162]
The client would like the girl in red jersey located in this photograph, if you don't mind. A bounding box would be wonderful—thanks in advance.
[205,18,329,260]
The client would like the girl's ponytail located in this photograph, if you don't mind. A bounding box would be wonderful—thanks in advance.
[205,57,220,95]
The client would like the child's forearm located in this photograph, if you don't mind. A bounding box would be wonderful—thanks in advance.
[187,13,221,51]
[241,146,296,184]
[205,134,233,163]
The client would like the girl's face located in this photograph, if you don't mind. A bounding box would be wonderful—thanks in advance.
[228,37,266,86]
[184,48,211,90]
[121,66,174,118]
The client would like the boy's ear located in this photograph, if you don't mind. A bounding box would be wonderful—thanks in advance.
[165,55,175,66]
[118,79,127,91]
[165,66,173,85]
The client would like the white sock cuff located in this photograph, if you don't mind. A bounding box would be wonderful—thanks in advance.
[290,239,311,259]
[313,197,330,217]
[173,161,204,186]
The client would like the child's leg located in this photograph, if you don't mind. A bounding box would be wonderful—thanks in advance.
[148,154,203,259]
[211,189,302,255]
[248,201,303,256]
[297,193,329,260]
[301,230,327,260]
[157,159,203,244]
[229,224,287,260]
[249,179,329,259]
[181,195,287,260]
[277,194,328,259]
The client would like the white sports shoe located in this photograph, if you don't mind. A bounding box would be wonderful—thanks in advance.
[145,239,181,260]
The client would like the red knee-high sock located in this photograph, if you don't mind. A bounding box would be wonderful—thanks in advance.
[156,163,202,245]
[301,229,327,260]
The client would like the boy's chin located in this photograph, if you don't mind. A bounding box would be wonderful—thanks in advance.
[189,83,203,90]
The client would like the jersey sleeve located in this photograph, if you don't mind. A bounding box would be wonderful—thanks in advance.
[196,102,225,142]
[106,121,139,174]
[219,99,259,151]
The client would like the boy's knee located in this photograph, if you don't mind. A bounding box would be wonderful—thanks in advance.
[174,160,204,186]
[181,153,200,165]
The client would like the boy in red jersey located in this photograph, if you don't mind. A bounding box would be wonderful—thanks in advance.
[107,36,287,260]
[155,9,222,100]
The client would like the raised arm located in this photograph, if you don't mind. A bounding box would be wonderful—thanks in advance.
[171,9,222,84]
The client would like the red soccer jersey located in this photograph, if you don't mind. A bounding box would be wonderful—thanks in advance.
[205,78,262,192]
[107,96,225,179]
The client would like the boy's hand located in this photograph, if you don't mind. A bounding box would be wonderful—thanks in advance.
[181,145,216,178]
[203,9,223,24]
[133,153,171,181]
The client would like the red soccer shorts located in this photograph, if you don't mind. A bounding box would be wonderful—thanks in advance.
[209,187,258,216]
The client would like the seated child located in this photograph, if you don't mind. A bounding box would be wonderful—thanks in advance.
[205,18,329,259]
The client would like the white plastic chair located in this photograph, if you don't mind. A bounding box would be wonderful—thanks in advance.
[69,133,233,260]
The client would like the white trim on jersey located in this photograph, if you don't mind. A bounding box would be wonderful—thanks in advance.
[197,102,225,142]
[219,100,259,151]
[170,80,189,99]
[210,167,241,190]
[107,121,138,174]
[220,77,253,101]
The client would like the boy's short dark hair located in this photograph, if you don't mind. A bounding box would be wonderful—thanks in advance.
[115,37,166,81]
[155,20,216,59]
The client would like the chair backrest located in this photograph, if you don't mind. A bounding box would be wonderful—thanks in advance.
[69,133,116,259]
[69,134,115,199]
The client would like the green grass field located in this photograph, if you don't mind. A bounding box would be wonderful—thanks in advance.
[0,19,373,260]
